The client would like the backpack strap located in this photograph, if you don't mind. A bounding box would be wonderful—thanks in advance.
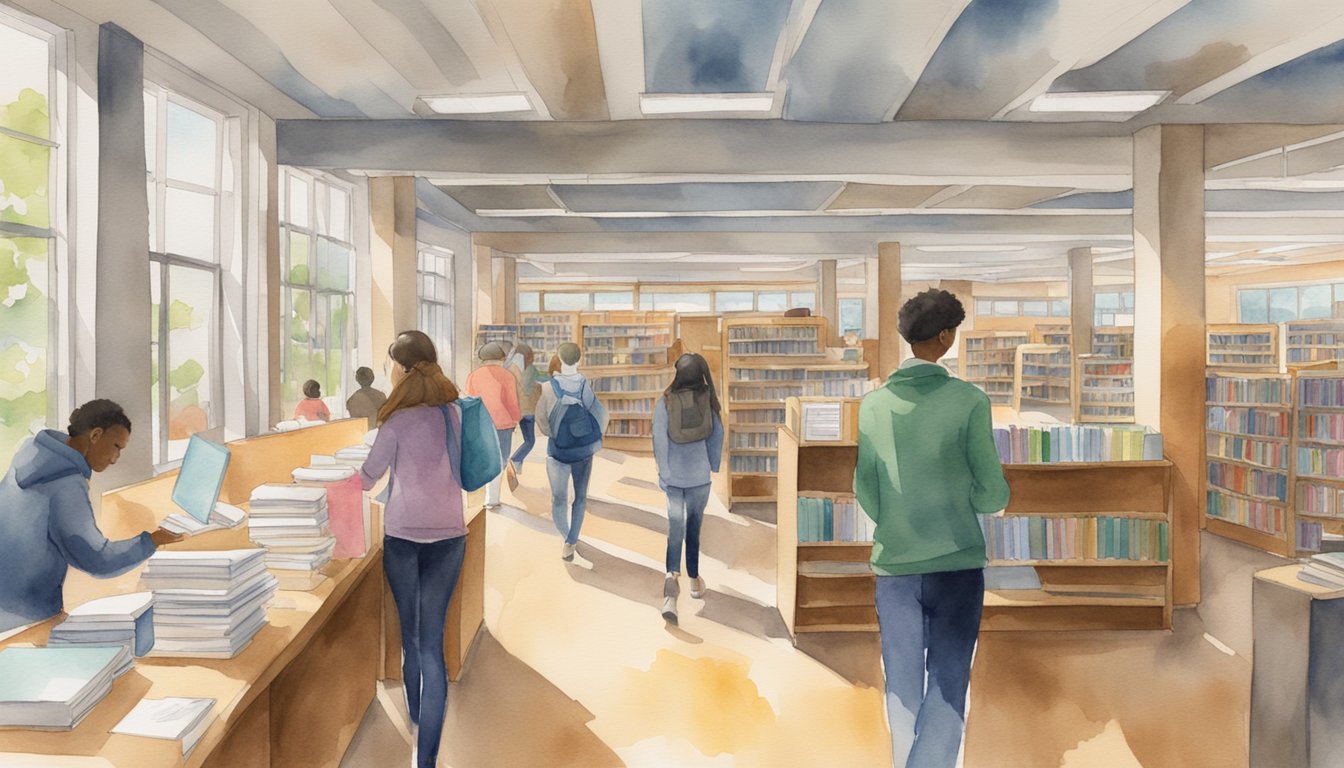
[439,404,462,480]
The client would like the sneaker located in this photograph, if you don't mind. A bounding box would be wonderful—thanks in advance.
[664,572,680,598]
[661,594,678,624]
[510,459,523,476]
[689,576,705,599]
[562,542,576,561]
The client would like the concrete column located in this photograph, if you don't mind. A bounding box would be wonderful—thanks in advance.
[260,116,281,431]
[1133,124,1205,605]
[877,243,902,377]
[369,176,417,363]
[819,259,839,343]
[1069,247,1095,355]
[473,240,494,331]
[94,24,152,487]
[497,256,517,323]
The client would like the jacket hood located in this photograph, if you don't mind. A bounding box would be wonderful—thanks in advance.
[553,371,585,385]
[13,429,91,489]
[886,363,949,386]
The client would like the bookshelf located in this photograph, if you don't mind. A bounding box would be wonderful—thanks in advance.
[723,317,870,504]
[518,312,581,362]
[1286,319,1344,366]
[775,409,1174,638]
[475,323,520,352]
[578,311,679,451]
[1013,343,1072,410]
[1207,323,1280,371]
[1075,354,1135,423]
[1294,370,1344,555]
[1092,327,1134,358]
[960,330,1030,405]
[1204,371,1293,557]
[1033,323,1072,348]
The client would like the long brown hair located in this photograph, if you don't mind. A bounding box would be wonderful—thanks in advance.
[377,330,459,424]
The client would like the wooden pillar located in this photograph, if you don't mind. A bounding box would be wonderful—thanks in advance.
[1069,247,1095,355]
[878,243,902,377]
[473,241,494,332]
[1133,124,1205,605]
[369,176,417,360]
[496,256,517,323]
[819,259,839,343]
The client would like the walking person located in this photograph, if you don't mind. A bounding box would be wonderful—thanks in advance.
[359,330,467,768]
[652,353,723,624]
[508,344,546,477]
[535,342,607,561]
[854,289,1009,768]
[465,342,521,512]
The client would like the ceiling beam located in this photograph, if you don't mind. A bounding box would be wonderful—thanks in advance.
[589,0,645,120]
[1177,12,1344,104]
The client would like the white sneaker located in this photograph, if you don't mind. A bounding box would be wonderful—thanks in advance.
[689,576,706,599]
[662,594,678,624]
[562,542,576,561]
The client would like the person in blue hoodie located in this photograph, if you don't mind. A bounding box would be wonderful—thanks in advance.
[0,399,181,633]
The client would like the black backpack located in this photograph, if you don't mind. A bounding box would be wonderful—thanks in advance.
[666,389,714,444]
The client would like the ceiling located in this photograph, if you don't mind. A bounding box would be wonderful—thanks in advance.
[62,0,1344,282]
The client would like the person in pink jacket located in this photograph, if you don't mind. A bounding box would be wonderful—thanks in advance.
[293,379,331,422]
[465,342,521,511]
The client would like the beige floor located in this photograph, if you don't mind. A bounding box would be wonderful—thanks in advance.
[341,442,1250,768]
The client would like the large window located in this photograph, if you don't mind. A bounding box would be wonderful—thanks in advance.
[417,246,453,365]
[1094,289,1134,327]
[280,168,355,420]
[639,292,712,312]
[1239,283,1344,324]
[975,298,1071,318]
[0,9,58,466]
[839,298,865,336]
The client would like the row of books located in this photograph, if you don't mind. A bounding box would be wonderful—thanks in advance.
[606,398,653,414]
[1207,376,1289,404]
[976,381,1015,393]
[964,364,1014,377]
[1299,413,1344,442]
[582,326,672,337]
[583,351,668,366]
[588,373,667,393]
[1079,391,1135,403]
[1206,433,1290,469]
[606,420,654,437]
[1206,490,1286,534]
[731,431,779,449]
[726,327,819,341]
[796,496,874,543]
[979,515,1169,562]
[1298,481,1344,518]
[1299,377,1344,408]
[140,549,278,658]
[1021,385,1070,402]
[964,337,1026,350]
[991,425,1163,464]
[730,454,778,474]
[1206,406,1290,438]
[1209,354,1277,366]
[1299,521,1325,552]
[727,341,822,356]
[728,381,869,400]
[729,368,868,381]
[1207,460,1288,502]
[1208,332,1273,347]
[730,408,786,424]
[1021,364,1071,377]
[1297,446,1344,478]
[1080,362,1133,376]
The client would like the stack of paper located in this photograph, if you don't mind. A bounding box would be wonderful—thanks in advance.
[140,549,276,658]
[112,696,216,756]
[1299,552,1344,589]
[161,502,246,537]
[49,592,155,664]
[248,484,336,571]
[0,646,130,729]
[333,444,371,467]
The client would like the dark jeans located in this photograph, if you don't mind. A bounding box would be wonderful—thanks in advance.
[511,415,536,465]
[875,569,984,768]
[383,535,467,768]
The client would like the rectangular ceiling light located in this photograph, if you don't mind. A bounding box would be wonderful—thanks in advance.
[916,245,1026,253]
[639,93,774,115]
[1028,91,1169,114]
[1259,243,1323,254]
[420,93,533,114]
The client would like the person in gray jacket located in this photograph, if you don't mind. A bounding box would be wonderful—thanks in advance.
[652,353,723,624]
[536,342,609,561]
[0,400,181,632]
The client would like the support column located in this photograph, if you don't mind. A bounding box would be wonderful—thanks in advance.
[877,243,902,377]
[369,176,418,365]
[1133,124,1205,605]
[94,24,152,487]
[472,241,494,334]
[261,115,281,430]
[1069,247,1095,355]
[819,259,839,344]
[496,256,517,323]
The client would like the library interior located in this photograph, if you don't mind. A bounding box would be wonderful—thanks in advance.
[3,1,1344,767]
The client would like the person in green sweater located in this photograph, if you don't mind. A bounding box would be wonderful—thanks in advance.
[854,288,1010,768]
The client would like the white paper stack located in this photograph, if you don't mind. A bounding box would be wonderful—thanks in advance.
[49,592,155,665]
[139,549,276,658]
[333,444,371,467]
[161,502,246,537]
[248,484,336,572]
[0,646,130,729]
[1299,552,1344,590]
[112,696,216,755]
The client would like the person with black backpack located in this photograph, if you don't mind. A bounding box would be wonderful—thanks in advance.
[652,353,723,624]
[535,342,608,561]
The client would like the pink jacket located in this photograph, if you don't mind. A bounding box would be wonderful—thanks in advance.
[465,364,522,429]
[294,398,330,422]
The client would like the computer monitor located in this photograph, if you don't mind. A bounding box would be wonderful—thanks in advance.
[170,434,231,523]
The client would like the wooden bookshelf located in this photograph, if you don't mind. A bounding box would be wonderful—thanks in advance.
[1286,318,1344,366]
[518,311,581,362]
[723,316,870,504]
[1092,327,1134,358]
[1293,369,1344,555]
[775,417,1174,638]
[1207,323,1280,371]
[474,323,520,352]
[576,311,678,451]
[959,330,1030,406]
[1074,354,1135,423]
[1032,323,1072,348]
[1013,343,1072,410]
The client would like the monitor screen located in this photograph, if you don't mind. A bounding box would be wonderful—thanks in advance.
[170,435,231,523]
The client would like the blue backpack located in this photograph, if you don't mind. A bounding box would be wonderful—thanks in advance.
[548,378,602,462]
[440,396,501,492]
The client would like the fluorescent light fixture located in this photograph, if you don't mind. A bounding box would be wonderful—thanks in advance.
[1259,243,1320,254]
[1091,246,1132,254]
[419,93,533,114]
[1029,91,1169,114]
[475,208,568,217]
[915,245,1027,253]
[1205,251,1238,260]
[639,93,774,115]
[739,263,809,272]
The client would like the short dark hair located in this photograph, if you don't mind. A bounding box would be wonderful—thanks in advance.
[898,289,966,343]
[68,399,131,437]
[355,367,374,387]
[303,379,321,398]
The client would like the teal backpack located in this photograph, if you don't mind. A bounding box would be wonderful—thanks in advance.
[440,397,501,492]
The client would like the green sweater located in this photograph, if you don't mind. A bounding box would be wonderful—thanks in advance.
[854,362,1010,576]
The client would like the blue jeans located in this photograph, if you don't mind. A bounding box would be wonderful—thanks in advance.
[383,535,467,768]
[546,456,592,545]
[485,428,514,507]
[511,416,536,466]
[665,483,711,578]
[875,569,983,768]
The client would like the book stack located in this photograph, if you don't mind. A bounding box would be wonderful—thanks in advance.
[160,501,246,537]
[247,484,336,572]
[48,591,155,665]
[112,697,216,756]
[1298,552,1344,590]
[292,465,367,558]
[796,495,873,543]
[140,549,276,658]
[992,424,1163,463]
[0,646,131,729]
[333,444,371,468]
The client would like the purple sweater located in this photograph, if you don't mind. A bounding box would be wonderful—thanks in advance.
[360,404,466,542]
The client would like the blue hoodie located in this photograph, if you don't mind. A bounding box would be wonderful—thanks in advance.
[0,430,155,632]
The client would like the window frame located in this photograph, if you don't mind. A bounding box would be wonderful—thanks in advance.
[416,244,454,364]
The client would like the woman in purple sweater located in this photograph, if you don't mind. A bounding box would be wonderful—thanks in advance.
[360,330,465,768]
